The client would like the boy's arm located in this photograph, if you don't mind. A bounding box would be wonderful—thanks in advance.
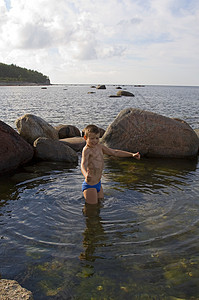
[102,145,140,160]
[81,148,92,181]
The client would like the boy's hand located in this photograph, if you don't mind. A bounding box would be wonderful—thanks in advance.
[133,152,140,160]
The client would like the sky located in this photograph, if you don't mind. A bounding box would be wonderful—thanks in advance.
[0,0,199,85]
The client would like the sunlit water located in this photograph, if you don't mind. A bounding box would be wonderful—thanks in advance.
[0,85,199,299]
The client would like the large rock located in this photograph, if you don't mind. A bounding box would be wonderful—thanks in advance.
[34,137,78,163]
[194,128,199,139]
[0,121,34,175]
[194,128,199,154]
[101,108,199,158]
[60,137,86,152]
[0,279,33,299]
[55,124,81,139]
[15,114,59,144]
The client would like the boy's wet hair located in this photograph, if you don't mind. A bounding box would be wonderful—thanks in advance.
[83,124,100,137]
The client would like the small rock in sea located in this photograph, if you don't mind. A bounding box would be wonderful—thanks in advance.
[109,95,121,98]
[116,90,135,97]
[96,85,106,89]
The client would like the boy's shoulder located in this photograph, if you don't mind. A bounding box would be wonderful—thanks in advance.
[82,145,89,152]
[83,144,103,153]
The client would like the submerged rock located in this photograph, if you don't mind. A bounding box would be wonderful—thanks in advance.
[0,120,34,175]
[0,279,33,299]
[15,114,59,144]
[101,108,199,158]
[34,137,78,163]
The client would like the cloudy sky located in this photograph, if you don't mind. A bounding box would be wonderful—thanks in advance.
[0,0,199,85]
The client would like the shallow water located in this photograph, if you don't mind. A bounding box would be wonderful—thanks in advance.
[0,85,199,299]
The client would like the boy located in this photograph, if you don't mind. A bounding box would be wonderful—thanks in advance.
[81,124,140,204]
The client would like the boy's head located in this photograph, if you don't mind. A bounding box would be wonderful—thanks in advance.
[83,125,100,138]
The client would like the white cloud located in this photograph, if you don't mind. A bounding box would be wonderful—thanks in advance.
[0,0,199,85]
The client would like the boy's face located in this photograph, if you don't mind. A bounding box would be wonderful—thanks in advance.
[85,132,100,148]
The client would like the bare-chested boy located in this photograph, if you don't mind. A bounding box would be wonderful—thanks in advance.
[81,124,140,204]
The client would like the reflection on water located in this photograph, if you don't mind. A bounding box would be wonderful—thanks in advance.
[80,202,106,262]
[0,153,198,299]
[0,85,199,299]
[0,155,198,298]
[104,156,198,194]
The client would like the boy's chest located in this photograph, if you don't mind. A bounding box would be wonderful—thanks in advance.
[89,148,103,164]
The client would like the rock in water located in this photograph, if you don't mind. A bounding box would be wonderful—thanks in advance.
[60,137,86,152]
[0,120,34,175]
[116,90,134,97]
[15,114,59,144]
[101,108,199,158]
[34,137,78,163]
[0,279,33,299]
[96,85,106,89]
[55,124,81,139]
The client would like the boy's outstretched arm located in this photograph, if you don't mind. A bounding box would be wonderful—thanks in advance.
[102,145,140,160]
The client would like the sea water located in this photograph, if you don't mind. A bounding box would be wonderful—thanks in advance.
[0,84,199,299]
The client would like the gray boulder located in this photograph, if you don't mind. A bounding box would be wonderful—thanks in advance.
[116,90,135,97]
[16,114,59,144]
[101,108,199,158]
[60,137,86,152]
[55,124,81,139]
[194,128,199,154]
[0,120,34,175]
[194,128,199,139]
[34,137,78,163]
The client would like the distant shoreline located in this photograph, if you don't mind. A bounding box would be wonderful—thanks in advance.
[0,81,51,86]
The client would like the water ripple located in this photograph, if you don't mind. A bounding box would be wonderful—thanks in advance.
[0,85,199,299]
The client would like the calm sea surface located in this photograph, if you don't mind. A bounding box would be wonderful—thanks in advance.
[0,85,199,299]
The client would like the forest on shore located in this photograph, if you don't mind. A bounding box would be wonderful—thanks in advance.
[0,63,50,85]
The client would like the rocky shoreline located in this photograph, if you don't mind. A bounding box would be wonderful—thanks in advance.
[0,109,199,176]
[0,110,199,298]
[0,81,51,86]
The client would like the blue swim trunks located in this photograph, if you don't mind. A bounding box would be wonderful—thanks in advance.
[82,180,101,193]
